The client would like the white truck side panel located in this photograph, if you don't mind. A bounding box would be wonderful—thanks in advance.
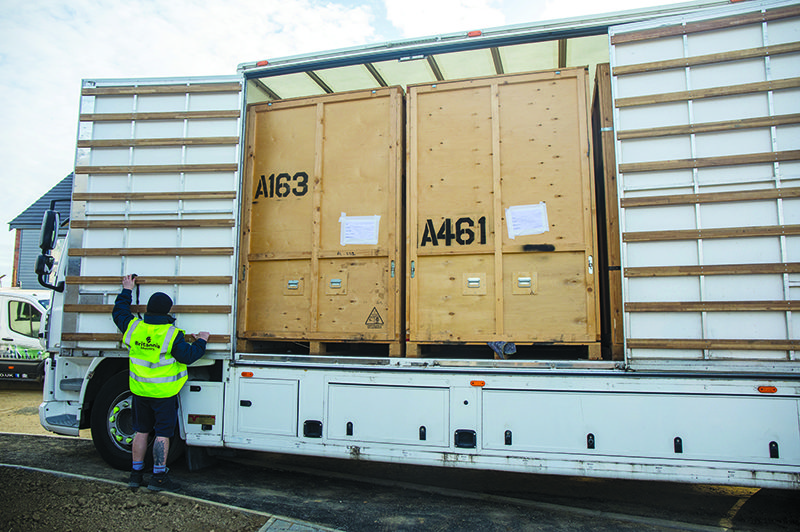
[610,0,800,370]
[189,359,799,488]
[65,77,242,355]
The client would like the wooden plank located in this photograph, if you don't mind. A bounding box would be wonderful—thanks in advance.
[74,163,238,174]
[615,78,800,108]
[579,67,600,345]
[80,110,240,122]
[621,187,800,208]
[407,82,420,348]
[72,191,237,201]
[595,63,623,360]
[623,224,800,243]
[247,252,313,261]
[626,338,800,350]
[64,304,231,314]
[309,102,324,334]
[491,82,504,336]
[238,330,394,341]
[66,276,232,285]
[77,137,239,148]
[81,82,241,96]
[387,88,404,342]
[626,301,798,312]
[608,270,624,361]
[70,219,234,229]
[617,113,800,140]
[612,42,800,76]
[258,86,399,109]
[62,332,231,343]
[236,104,259,350]
[68,247,233,257]
[618,150,800,173]
[610,5,800,44]
[625,263,800,277]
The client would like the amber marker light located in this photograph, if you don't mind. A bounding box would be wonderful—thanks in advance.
[758,386,778,394]
[241,371,254,378]
[470,380,486,387]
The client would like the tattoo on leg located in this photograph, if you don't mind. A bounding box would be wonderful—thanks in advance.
[154,439,166,466]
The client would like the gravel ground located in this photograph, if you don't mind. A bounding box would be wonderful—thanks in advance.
[0,466,269,532]
[0,383,270,532]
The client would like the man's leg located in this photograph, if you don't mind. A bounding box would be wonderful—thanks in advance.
[132,431,148,463]
[129,396,153,488]
[148,396,179,492]
[152,436,170,468]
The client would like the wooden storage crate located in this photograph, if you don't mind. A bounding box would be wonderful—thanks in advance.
[406,69,600,357]
[238,87,404,355]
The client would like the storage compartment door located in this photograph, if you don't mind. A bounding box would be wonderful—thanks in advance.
[179,381,224,444]
[237,378,299,436]
[328,384,449,447]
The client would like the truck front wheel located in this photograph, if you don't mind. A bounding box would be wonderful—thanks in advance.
[90,371,184,470]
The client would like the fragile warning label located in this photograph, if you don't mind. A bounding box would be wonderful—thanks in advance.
[365,307,384,329]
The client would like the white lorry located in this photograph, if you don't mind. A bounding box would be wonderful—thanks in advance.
[38,0,799,488]
[0,289,49,381]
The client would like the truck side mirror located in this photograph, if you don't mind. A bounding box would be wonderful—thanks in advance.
[36,208,64,292]
[35,254,54,277]
[39,210,60,252]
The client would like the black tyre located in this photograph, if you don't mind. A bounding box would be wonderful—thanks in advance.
[90,371,185,470]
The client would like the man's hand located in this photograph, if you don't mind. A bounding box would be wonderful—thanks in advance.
[185,331,211,343]
[122,274,138,291]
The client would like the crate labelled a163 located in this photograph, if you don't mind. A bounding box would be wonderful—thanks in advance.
[406,69,600,354]
[238,87,404,353]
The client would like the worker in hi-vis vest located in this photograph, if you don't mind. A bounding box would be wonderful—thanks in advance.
[112,274,209,492]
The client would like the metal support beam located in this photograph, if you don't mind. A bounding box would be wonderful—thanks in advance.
[253,78,281,100]
[365,63,388,87]
[490,47,504,75]
[558,38,568,68]
[426,56,444,81]
[307,71,334,93]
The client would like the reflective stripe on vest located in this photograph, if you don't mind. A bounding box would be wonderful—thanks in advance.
[123,319,186,398]
[123,318,141,347]
[129,369,188,384]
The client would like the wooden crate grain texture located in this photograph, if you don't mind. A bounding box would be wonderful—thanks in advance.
[407,69,600,345]
[239,87,404,345]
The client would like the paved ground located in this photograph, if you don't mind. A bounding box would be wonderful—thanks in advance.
[2,432,799,531]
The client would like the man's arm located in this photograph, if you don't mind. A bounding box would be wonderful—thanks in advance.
[171,331,210,365]
[112,275,138,333]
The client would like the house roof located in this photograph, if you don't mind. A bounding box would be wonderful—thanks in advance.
[9,173,73,230]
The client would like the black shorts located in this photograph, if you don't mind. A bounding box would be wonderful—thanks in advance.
[132,394,178,438]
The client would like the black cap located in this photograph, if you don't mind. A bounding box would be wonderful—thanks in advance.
[146,292,173,315]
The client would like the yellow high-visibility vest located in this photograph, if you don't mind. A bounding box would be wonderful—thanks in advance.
[123,318,187,398]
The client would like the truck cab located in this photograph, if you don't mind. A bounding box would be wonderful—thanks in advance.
[0,289,49,381]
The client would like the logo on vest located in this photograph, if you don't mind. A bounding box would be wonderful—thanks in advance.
[134,335,162,350]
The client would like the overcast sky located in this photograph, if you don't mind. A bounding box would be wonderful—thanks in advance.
[0,0,690,286]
